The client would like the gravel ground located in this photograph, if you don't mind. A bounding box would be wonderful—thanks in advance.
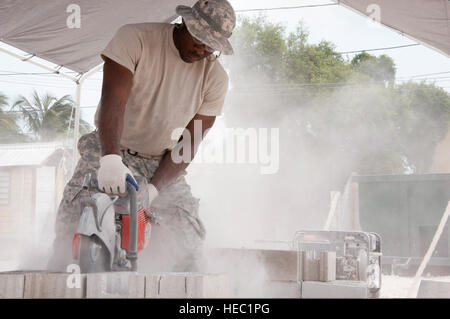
[381,275,450,298]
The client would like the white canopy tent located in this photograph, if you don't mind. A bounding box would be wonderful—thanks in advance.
[335,0,450,58]
[0,0,196,170]
[0,0,197,73]
[0,0,449,171]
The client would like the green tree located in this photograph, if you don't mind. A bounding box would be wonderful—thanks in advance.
[224,16,354,128]
[225,15,450,183]
[227,15,287,82]
[284,24,350,86]
[11,90,91,141]
[228,18,351,87]
[394,82,450,172]
[351,52,396,85]
[0,93,28,143]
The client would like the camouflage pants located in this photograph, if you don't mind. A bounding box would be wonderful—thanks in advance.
[48,131,206,273]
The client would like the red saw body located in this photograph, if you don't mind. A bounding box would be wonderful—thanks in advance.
[121,207,152,252]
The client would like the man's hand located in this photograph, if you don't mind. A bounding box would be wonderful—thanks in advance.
[98,154,138,195]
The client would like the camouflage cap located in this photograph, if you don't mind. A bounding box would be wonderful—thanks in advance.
[176,0,236,55]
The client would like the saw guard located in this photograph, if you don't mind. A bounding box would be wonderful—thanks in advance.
[75,193,116,269]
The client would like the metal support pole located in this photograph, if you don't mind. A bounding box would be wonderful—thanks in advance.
[70,64,103,174]
[0,46,78,82]
[72,83,82,172]
[407,200,450,298]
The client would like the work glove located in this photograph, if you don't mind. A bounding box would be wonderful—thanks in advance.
[98,154,138,195]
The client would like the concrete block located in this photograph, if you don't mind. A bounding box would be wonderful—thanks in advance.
[417,280,450,298]
[302,280,369,298]
[145,273,231,298]
[301,251,320,281]
[0,273,25,298]
[146,273,186,298]
[297,252,303,281]
[264,281,301,298]
[145,274,160,298]
[320,251,336,282]
[24,272,85,298]
[257,250,298,281]
[208,248,298,281]
[86,272,145,298]
[186,273,230,298]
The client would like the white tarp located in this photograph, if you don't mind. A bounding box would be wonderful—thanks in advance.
[0,142,63,167]
[0,0,196,73]
[336,0,450,57]
[0,0,448,73]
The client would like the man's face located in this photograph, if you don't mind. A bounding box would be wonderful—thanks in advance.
[177,24,214,63]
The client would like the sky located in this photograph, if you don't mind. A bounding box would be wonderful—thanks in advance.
[0,0,449,129]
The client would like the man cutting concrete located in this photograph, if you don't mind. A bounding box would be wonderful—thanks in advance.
[48,0,236,272]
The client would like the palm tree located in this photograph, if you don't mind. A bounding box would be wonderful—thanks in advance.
[11,90,91,141]
[0,92,26,143]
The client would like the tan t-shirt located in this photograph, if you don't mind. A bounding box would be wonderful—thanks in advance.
[95,23,229,156]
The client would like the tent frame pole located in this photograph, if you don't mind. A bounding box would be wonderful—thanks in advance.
[72,64,103,172]
[0,46,79,82]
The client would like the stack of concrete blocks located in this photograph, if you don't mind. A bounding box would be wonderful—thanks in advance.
[257,250,302,298]
[301,280,373,298]
[24,272,87,298]
[205,248,345,298]
[0,271,230,298]
[146,273,230,298]
[0,271,87,298]
[206,248,302,298]
[86,272,145,298]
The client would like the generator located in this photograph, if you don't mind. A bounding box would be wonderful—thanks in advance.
[294,230,382,296]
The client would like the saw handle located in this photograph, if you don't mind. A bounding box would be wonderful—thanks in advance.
[126,179,138,271]
[126,173,139,192]
[82,173,91,190]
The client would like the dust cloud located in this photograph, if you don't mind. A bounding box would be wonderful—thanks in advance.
[185,33,450,296]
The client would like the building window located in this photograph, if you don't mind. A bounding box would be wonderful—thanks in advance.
[0,169,10,205]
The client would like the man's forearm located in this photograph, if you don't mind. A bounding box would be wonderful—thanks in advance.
[98,97,125,156]
[95,58,134,195]
[97,57,133,156]
[151,149,192,191]
[151,114,216,191]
